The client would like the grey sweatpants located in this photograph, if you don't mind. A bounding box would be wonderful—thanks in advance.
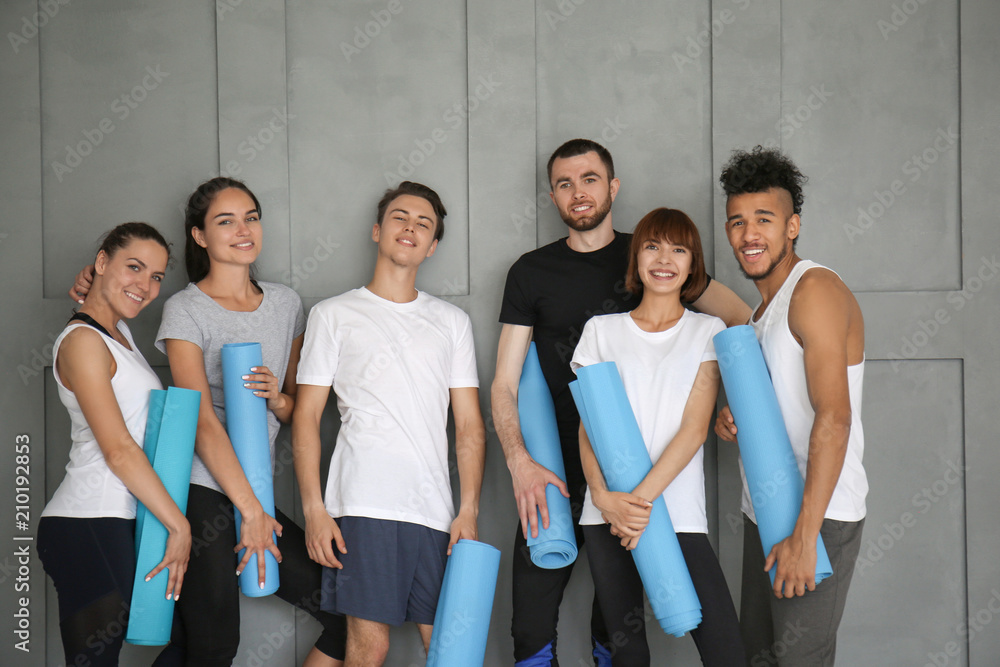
[740,514,865,667]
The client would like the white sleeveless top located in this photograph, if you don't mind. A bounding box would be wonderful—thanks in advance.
[42,321,163,519]
[740,260,868,523]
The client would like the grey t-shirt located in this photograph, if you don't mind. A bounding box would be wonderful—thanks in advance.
[155,281,306,494]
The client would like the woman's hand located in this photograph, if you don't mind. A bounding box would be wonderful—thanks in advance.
[243,366,286,413]
[593,489,652,540]
[68,264,95,304]
[234,507,283,589]
[145,519,192,600]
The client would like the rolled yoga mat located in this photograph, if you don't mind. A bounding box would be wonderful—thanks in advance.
[426,539,501,667]
[517,342,579,569]
[713,325,832,587]
[126,386,200,646]
[570,363,702,637]
[221,342,279,597]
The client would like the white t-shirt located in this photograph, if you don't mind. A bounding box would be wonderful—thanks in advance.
[741,260,868,523]
[42,321,163,519]
[297,287,479,533]
[571,310,725,533]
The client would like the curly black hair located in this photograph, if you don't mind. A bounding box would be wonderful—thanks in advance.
[719,146,807,216]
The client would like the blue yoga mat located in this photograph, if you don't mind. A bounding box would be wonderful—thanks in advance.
[570,363,702,637]
[713,325,832,587]
[126,386,200,646]
[517,342,578,569]
[221,342,279,597]
[426,539,501,667]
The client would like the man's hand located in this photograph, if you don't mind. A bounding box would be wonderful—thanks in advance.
[510,452,569,540]
[714,405,738,443]
[69,264,96,304]
[447,507,478,555]
[303,505,347,569]
[765,531,818,599]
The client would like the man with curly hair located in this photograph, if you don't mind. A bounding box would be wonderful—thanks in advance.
[715,147,868,666]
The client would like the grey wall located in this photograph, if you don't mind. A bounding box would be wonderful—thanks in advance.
[2,1,998,665]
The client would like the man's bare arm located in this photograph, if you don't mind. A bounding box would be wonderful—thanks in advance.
[448,386,487,553]
[292,383,346,569]
[490,323,569,539]
[766,269,862,598]
[690,278,753,327]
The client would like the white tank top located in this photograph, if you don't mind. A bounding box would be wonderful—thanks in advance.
[41,321,163,519]
[740,260,868,523]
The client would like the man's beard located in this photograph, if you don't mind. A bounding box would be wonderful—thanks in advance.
[560,192,612,232]
[736,241,789,282]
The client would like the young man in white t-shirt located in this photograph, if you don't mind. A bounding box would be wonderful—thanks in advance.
[293,182,486,667]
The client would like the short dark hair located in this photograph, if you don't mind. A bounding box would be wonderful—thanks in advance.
[376,181,447,242]
[546,139,615,187]
[98,221,171,264]
[626,208,708,303]
[719,146,807,215]
[184,177,261,283]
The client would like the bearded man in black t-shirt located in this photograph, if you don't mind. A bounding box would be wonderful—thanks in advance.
[492,139,750,665]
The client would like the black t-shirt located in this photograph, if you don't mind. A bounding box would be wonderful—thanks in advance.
[500,232,637,435]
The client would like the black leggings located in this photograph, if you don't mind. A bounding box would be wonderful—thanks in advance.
[155,484,345,666]
[37,516,136,667]
[582,526,747,666]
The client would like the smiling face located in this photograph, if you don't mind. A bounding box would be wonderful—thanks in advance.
[192,187,262,269]
[725,187,800,282]
[549,151,620,233]
[94,238,168,319]
[636,237,692,297]
[372,194,439,268]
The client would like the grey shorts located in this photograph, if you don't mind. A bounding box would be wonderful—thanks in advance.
[320,516,450,626]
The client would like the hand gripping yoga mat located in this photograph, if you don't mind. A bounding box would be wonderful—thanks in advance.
[126,386,200,646]
[221,342,279,597]
[426,539,501,667]
[713,325,832,587]
[569,363,702,637]
[517,342,579,569]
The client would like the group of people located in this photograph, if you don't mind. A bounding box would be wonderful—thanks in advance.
[38,137,867,667]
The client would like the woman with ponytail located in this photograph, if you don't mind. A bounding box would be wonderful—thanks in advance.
[41,223,190,667]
